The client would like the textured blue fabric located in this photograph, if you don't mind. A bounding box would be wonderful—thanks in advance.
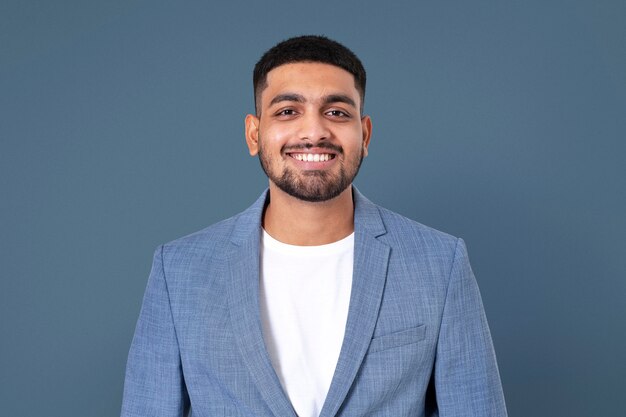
[121,188,507,417]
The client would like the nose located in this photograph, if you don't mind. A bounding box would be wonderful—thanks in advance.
[298,111,330,143]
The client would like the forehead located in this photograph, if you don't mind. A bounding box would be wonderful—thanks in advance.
[262,62,359,105]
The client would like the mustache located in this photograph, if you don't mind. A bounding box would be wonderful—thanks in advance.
[282,142,343,154]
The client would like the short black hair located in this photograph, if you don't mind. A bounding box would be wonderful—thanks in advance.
[253,35,366,114]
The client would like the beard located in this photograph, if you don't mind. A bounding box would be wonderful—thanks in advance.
[258,140,364,203]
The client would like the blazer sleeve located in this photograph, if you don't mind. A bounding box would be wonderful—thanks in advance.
[434,239,508,416]
[121,246,190,417]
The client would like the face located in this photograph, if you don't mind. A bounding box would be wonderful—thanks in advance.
[245,62,372,202]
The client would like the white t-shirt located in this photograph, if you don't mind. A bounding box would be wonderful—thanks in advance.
[259,229,354,417]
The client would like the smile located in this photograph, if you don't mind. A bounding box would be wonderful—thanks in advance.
[288,153,335,162]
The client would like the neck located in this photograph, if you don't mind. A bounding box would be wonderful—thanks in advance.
[262,183,355,246]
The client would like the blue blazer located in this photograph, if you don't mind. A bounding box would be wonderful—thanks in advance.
[121,188,507,416]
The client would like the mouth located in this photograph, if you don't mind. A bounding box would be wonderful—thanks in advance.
[287,152,336,162]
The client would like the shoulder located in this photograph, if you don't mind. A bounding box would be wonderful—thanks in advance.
[373,204,468,287]
[163,214,238,254]
[157,190,267,265]
[377,205,458,250]
[156,210,249,271]
[354,185,459,256]
[354,188,462,262]
[373,203,467,280]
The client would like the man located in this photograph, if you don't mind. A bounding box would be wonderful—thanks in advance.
[121,35,507,417]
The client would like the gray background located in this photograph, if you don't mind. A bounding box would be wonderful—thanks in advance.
[1,1,625,416]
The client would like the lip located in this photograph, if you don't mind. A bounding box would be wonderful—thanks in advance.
[285,148,338,169]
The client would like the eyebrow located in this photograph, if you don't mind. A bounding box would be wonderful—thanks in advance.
[323,94,356,108]
[268,93,357,108]
[269,93,305,106]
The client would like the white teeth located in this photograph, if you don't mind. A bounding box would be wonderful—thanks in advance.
[291,153,332,162]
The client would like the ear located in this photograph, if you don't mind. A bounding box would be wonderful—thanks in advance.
[361,115,372,157]
[245,114,260,156]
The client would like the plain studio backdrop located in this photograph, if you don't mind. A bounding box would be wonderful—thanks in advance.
[1,1,624,416]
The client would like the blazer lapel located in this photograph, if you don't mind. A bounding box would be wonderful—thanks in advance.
[319,188,390,417]
[227,191,297,417]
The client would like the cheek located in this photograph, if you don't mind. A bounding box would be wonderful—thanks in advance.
[260,121,296,143]
[340,126,365,150]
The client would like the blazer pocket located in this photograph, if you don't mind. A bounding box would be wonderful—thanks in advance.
[367,324,427,353]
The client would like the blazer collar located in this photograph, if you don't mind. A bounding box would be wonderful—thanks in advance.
[228,187,387,245]
[227,187,390,417]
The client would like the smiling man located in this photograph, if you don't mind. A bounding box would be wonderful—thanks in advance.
[121,36,508,417]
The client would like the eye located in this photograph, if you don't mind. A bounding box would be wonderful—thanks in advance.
[326,109,351,118]
[275,108,298,117]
